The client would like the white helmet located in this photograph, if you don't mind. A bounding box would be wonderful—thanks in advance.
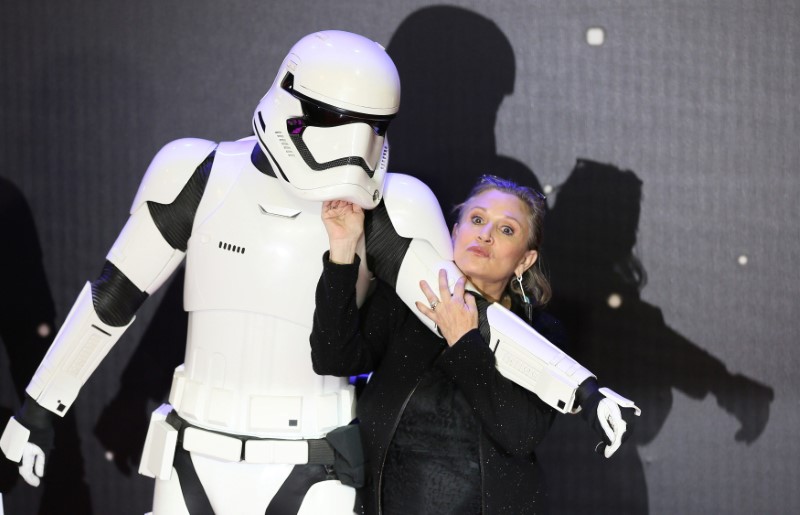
[253,30,400,208]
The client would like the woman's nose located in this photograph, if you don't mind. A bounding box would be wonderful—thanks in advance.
[478,224,493,242]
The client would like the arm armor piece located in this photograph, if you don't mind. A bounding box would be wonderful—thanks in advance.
[486,302,594,414]
[17,140,214,420]
[378,173,637,415]
[376,173,462,332]
[381,173,454,255]
[25,282,133,416]
[107,140,212,294]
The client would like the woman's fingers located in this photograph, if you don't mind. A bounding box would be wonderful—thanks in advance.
[426,270,469,305]
[465,291,477,310]
[322,200,361,217]
[438,269,452,299]
[452,275,467,301]
[419,279,437,304]
[415,301,434,320]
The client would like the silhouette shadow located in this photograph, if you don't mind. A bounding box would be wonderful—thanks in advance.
[537,159,775,514]
[0,176,93,514]
[386,6,543,221]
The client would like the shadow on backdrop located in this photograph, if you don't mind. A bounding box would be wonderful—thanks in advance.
[386,5,544,222]
[537,159,775,514]
[0,176,93,514]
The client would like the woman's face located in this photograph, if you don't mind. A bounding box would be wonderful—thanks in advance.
[452,189,538,301]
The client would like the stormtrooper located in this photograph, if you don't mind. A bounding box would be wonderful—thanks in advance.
[0,30,638,514]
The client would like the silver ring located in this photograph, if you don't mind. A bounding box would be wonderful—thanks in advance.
[430,300,439,311]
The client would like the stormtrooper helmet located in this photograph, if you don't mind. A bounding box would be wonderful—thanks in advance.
[253,30,401,208]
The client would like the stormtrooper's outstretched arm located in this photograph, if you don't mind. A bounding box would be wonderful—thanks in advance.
[369,173,640,456]
[0,138,217,483]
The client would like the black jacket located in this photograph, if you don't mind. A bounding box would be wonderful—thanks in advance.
[311,254,564,514]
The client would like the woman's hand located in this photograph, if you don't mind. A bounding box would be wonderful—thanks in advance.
[416,269,478,346]
[322,200,364,264]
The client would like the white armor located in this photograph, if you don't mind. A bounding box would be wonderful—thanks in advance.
[486,302,593,413]
[137,137,373,514]
[169,138,361,439]
[252,30,398,208]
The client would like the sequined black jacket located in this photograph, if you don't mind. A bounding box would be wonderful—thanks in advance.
[311,254,563,514]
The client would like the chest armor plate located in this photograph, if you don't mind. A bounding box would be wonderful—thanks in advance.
[184,149,329,324]
[172,141,365,437]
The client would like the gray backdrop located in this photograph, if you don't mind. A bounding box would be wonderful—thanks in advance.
[0,1,797,514]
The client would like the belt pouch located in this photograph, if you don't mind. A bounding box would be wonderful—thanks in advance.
[325,424,365,488]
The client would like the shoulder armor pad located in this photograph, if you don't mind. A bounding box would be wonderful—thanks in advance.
[130,138,217,213]
[382,173,453,258]
[235,134,258,144]
[217,136,258,158]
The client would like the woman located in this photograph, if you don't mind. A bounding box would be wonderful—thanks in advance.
[311,175,563,514]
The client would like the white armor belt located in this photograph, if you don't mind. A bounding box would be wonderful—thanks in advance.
[169,367,354,437]
[166,411,335,465]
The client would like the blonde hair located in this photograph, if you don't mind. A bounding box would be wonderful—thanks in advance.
[454,175,552,307]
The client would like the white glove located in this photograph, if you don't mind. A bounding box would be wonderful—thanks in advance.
[19,442,46,487]
[596,398,626,458]
[579,385,641,458]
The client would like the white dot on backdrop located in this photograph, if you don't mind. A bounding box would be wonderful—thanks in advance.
[738,255,748,266]
[607,293,622,309]
[587,27,605,46]
[543,184,553,195]
[105,451,114,462]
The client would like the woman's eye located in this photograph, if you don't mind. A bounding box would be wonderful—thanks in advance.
[501,226,514,235]
[471,215,483,224]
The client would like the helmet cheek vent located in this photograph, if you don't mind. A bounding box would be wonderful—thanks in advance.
[274,131,296,158]
[380,146,389,169]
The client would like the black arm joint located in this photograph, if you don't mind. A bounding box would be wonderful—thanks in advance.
[576,377,600,405]
[91,261,148,327]
[576,377,603,420]
[18,394,54,430]
[16,394,55,453]
[363,201,411,287]
[251,144,276,177]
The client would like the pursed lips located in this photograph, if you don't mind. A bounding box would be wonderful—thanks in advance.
[467,245,490,258]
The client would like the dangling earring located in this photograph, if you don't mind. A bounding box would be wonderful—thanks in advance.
[516,274,530,304]
[516,274,534,323]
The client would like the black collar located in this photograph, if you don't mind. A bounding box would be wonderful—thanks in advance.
[250,143,276,178]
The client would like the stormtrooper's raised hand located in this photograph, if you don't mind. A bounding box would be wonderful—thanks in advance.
[577,379,641,458]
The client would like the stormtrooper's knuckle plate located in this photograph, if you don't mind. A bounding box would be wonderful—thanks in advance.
[599,387,641,415]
